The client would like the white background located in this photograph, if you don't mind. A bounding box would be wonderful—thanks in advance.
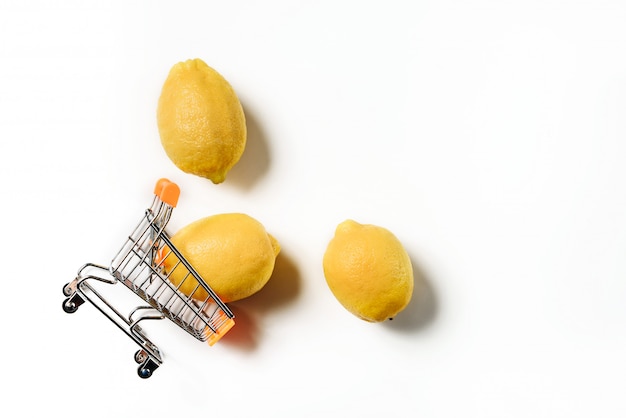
[2,0,626,416]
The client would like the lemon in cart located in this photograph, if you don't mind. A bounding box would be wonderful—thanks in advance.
[160,213,281,303]
[157,58,246,184]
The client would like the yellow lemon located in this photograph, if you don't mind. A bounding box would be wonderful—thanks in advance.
[162,213,280,302]
[157,58,246,184]
[323,220,413,322]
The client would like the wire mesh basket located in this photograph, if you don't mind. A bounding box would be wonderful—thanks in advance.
[62,179,235,378]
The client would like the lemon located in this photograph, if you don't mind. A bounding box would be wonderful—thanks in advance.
[157,58,246,184]
[162,213,280,302]
[323,220,413,322]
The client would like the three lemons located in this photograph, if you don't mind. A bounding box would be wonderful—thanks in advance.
[157,58,246,184]
[156,58,415,322]
[163,213,280,303]
[323,220,414,322]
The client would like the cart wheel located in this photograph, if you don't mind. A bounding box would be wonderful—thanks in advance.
[62,282,73,297]
[137,358,159,379]
[134,350,147,364]
[138,366,152,379]
[62,298,78,314]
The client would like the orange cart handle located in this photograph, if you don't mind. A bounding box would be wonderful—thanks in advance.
[154,178,180,207]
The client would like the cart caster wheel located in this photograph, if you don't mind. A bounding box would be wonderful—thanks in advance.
[134,350,148,364]
[137,358,159,379]
[62,282,73,297]
[138,366,152,379]
[62,294,84,314]
[62,298,78,314]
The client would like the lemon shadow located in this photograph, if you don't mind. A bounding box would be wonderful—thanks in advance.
[220,250,302,351]
[384,253,438,332]
[242,250,302,312]
[225,101,271,189]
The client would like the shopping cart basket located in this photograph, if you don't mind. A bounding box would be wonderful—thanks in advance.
[62,178,235,378]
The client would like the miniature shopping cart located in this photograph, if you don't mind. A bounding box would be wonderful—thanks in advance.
[62,178,235,378]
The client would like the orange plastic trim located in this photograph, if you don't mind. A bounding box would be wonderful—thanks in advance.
[154,178,180,207]
[207,318,235,346]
